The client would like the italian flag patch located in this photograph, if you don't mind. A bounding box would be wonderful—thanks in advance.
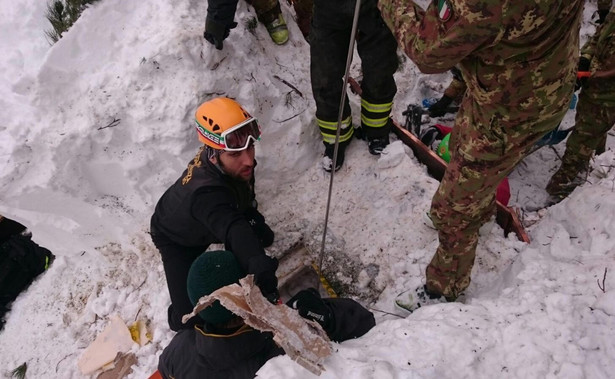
[437,0,452,22]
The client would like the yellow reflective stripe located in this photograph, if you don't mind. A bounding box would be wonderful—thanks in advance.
[360,99,393,113]
[317,116,352,131]
[361,114,389,128]
[196,323,253,338]
[321,127,354,144]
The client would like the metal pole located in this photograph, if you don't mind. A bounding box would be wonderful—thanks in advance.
[319,0,362,271]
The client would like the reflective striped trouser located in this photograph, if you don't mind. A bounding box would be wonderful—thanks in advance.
[310,0,398,145]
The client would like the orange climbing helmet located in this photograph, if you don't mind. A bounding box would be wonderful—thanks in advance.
[194,97,261,151]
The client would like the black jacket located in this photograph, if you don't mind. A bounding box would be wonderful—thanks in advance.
[159,324,283,379]
[158,298,376,379]
[150,150,264,271]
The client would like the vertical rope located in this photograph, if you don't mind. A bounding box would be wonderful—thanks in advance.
[318,0,363,271]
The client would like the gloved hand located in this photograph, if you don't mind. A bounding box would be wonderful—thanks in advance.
[428,95,453,118]
[204,17,238,50]
[575,57,591,91]
[248,254,279,304]
[597,9,609,24]
[245,208,274,247]
[450,66,463,81]
[287,288,333,332]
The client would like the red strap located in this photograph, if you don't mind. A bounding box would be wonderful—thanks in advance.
[577,71,591,78]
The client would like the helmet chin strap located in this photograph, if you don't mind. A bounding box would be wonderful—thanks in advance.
[212,153,227,175]
[204,145,227,175]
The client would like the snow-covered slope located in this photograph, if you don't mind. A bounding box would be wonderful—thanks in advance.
[0,0,613,378]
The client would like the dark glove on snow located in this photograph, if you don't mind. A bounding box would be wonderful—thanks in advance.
[248,255,279,304]
[576,57,591,90]
[428,95,453,118]
[245,207,274,247]
[287,288,333,332]
[597,9,609,24]
[204,17,237,50]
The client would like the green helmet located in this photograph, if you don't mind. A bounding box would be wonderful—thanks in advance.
[437,133,451,163]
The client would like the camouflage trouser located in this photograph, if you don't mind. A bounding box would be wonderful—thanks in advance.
[598,0,612,12]
[427,103,566,300]
[546,95,615,199]
[291,0,314,38]
[246,0,282,24]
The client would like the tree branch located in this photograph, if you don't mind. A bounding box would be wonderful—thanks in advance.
[97,118,120,130]
[597,267,607,293]
[273,75,303,98]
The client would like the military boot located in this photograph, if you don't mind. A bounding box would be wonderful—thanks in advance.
[546,167,588,204]
[265,14,289,45]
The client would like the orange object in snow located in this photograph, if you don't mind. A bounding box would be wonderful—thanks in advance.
[576,71,591,79]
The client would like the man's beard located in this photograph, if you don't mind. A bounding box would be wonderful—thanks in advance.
[218,158,251,182]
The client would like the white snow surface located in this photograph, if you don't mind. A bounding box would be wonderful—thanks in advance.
[1,0,614,378]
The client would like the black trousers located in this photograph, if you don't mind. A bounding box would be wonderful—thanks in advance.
[152,232,207,331]
[310,0,398,140]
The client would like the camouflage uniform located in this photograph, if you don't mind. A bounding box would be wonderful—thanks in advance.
[599,0,613,14]
[379,0,583,300]
[289,0,314,39]
[210,0,282,26]
[546,9,615,201]
[311,0,398,147]
[247,0,283,25]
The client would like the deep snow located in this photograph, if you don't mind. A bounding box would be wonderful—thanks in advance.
[0,0,613,378]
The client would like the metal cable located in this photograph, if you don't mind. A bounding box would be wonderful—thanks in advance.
[318,0,362,271]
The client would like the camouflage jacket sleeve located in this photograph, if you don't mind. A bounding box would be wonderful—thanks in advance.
[378,0,501,74]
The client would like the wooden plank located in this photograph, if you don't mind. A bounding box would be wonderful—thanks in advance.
[348,78,530,243]
[392,118,530,243]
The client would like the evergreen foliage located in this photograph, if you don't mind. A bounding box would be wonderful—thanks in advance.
[10,362,26,379]
[45,0,99,44]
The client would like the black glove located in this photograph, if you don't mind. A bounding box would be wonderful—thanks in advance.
[450,66,463,81]
[597,9,609,24]
[287,288,333,332]
[428,95,453,117]
[245,208,274,247]
[419,126,443,150]
[576,57,591,91]
[248,255,279,303]
[204,17,237,50]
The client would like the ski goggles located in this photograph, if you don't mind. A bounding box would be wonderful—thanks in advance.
[196,117,261,151]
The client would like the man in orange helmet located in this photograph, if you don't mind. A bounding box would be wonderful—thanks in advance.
[150,97,279,331]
